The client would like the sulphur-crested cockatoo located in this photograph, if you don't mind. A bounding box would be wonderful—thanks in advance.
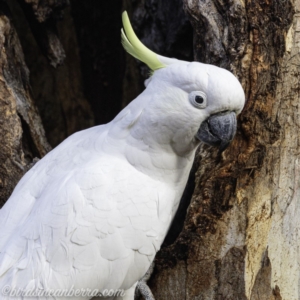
[0,11,245,300]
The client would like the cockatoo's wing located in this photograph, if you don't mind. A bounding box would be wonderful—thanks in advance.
[0,125,177,295]
[0,127,100,250]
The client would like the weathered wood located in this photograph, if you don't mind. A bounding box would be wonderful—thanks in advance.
[21,0,69,23]
[17,0,68,67]
[8,1,95,146]
[0,0,50,206]
[147,0,298,299]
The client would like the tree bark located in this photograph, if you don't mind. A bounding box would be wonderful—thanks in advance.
[0,0,50,206]
[1,0,300,300]
[8,0,95,147]
[148,0,299,300]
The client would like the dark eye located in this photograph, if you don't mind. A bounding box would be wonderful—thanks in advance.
[195,95,204,104]
[189,91,207,109]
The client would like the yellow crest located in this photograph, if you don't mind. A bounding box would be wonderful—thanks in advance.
[121,11,166,72]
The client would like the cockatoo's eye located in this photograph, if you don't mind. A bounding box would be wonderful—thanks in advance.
[189,91,207,109]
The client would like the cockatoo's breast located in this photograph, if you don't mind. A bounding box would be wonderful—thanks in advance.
[0,123,192,296]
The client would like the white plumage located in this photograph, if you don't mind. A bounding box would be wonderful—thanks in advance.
[0,12,245,300]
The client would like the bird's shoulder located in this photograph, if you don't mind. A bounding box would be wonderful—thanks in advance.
[0,125,110,249]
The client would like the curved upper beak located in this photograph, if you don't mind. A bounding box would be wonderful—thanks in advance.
[196,111,237,153]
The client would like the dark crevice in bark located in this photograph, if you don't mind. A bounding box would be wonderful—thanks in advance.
[71,0,125,125]
[0,0,49,206]
[250,249,282,300]
[18,0,69,23]
[215,247,247,300]
[1,1,50,156]
[162,161,198,247]
[129,0,193,78]
[272,286,282,300]
[8,0,94,147]
[20,116,40,164]
[16,0,66,67]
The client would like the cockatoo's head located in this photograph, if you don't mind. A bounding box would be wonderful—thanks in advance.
[120,12,245,156]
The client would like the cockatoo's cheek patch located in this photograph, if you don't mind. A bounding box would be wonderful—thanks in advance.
[196,111,237,152]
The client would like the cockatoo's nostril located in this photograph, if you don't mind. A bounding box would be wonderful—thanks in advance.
[196,111,237,151]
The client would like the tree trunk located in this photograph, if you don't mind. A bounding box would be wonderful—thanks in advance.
[0,0,51,206]
[0,0,300,300]
[149,0,299,300]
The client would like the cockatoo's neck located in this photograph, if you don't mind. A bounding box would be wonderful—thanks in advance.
[111,87,201,152]
[125,136,196,184]
[105,95,199,184]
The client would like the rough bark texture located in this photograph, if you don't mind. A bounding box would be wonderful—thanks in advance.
[8,0,94,147]
[1,0,300,299]
[17,0,68,67]
[0,1,50,206]
[148,0,299,299]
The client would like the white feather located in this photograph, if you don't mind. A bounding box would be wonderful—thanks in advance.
[0,59,245,299]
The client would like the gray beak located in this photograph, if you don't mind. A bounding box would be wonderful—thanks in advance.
[196,111,237,152]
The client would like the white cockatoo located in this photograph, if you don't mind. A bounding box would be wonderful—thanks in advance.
[0,11,245,300]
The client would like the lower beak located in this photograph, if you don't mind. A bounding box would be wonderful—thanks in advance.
[196,111,237,153]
